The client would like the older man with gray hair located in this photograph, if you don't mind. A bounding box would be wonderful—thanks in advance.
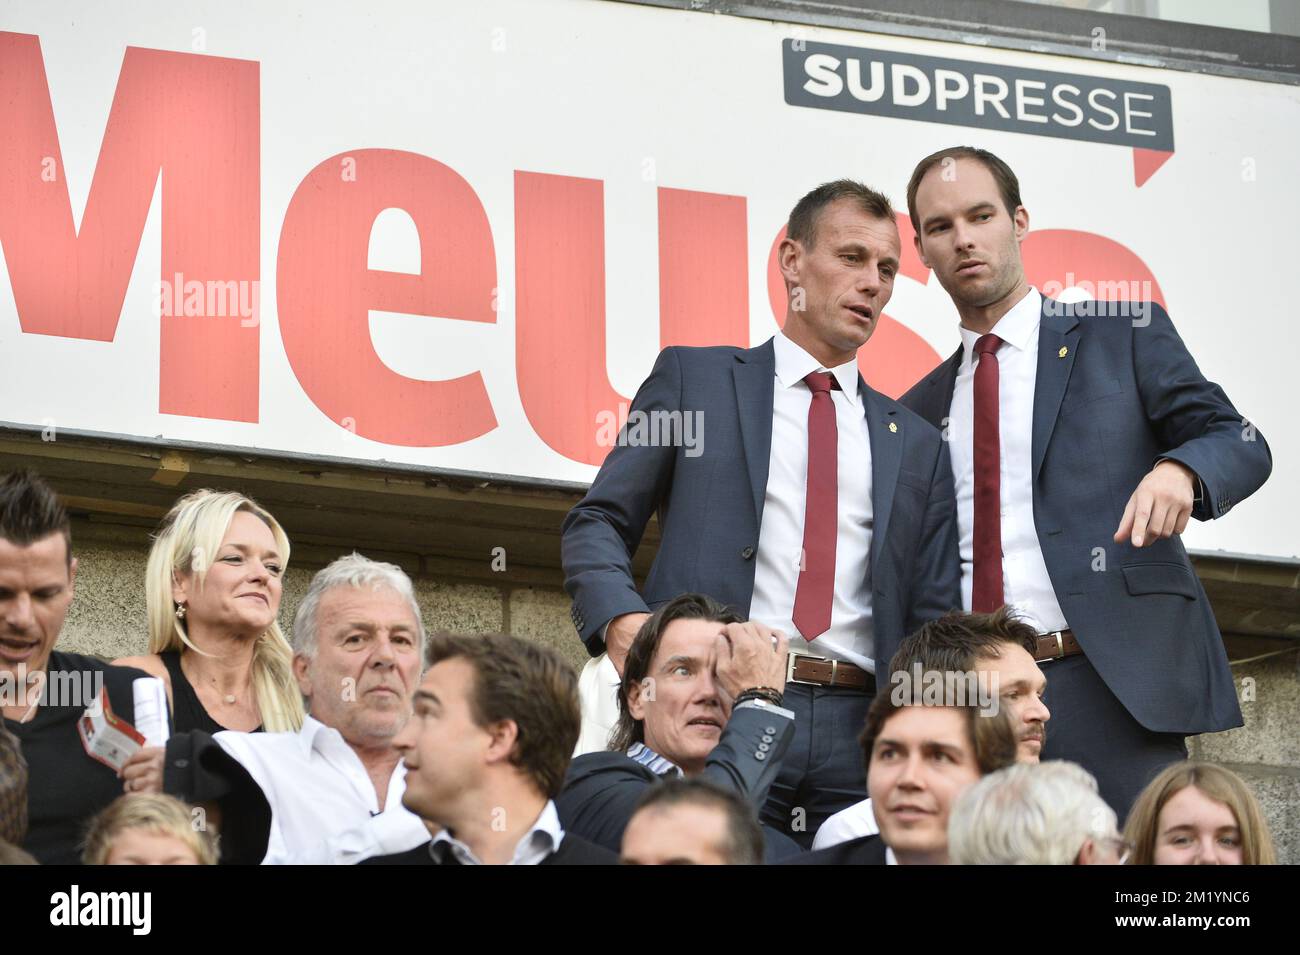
[948,761,1127,865]
[165,552,430,863]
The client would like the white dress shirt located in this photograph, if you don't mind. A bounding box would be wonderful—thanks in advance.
[948,288,1068,633]
[749,332,876,670]
[429,799,565,865]
[214,715,429,865]
[811,795,879,849]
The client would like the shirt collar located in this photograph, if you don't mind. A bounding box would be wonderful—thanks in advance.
[958,286,1042,368]
[773,332,862,408]
[626,741,683,777]
[429,799,565,865]
[298,714,333,754]
[886,846,898,865]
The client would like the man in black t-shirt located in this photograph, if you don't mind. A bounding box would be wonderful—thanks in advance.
[0,470,152,864]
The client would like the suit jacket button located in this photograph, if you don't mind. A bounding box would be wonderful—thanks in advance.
[761,734,773,743]
[741,546,755,560]
[758,742,770,753]
[754,751,766,761]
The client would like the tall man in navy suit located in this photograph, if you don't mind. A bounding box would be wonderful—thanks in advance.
[900,147,1271,820]
[561,180,961,845]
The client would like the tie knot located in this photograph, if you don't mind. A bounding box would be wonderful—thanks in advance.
[975,334,1003,358]
[804,371,839,395]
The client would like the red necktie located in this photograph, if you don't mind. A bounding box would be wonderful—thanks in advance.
[972,334,1004,612]
[792,371,839,641]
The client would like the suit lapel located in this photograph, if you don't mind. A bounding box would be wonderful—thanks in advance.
[1032,299,1080,482]
[861,380,902,567]
[733,341,775,526]
[917,347,961,428]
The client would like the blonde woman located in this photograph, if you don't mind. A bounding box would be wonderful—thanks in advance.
[1124,761,1277,865]
[115,490,302,739]
[83,793,217,864]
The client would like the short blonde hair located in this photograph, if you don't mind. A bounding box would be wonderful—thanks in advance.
[1124,762,1276,865]
[145,489,302,732]
[83,794,218,865]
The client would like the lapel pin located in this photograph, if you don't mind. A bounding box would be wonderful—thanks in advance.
[888,421,898,433]
[1058,346,1068,358]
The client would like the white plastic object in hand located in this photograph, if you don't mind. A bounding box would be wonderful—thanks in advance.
[132,676,170,748]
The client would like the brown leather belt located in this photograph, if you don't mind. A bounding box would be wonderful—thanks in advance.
[1034,628,1083,663]
[786,652,875,692]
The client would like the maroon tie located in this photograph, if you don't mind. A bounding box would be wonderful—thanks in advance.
[972,334,1004,612]
[792,371,839,641]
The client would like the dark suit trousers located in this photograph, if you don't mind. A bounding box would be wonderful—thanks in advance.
[760,683,873,848]
[1040,653,1187,824]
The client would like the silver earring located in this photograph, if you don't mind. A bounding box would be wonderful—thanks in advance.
[175,604,187,620]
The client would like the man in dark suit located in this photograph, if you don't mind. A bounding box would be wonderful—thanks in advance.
[377,632,615,865]
[556,594,800,861]
[899,146,1271,820]
[562,181,961,845]
[787,693,1017,865]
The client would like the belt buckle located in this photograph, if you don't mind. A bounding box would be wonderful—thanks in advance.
[787,650,829,686]
[1042,630,1066,662]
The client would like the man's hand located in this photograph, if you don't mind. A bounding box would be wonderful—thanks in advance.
[1115,459,1196,548]
[119,746,165,795]
[713,621,789,703]
[606,612,651,677]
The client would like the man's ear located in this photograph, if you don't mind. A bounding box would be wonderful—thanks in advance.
[777,236,802,288]
[627,680,648,722]
[293,653,313,702]
[1013,204,1030,242]
[913,231,931,269]
[484,719,520,766]
[67,555,77,596]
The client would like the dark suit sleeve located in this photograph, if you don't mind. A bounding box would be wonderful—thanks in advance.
[557,707,794,853]
[561,347,684,654]
[1132,303,1271,520]
[905,437,962,636]
[698,704,794,809]
[555,756,658,853]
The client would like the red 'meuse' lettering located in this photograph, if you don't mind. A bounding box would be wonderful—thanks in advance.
[0,33,259,421]
[277,150,498,446]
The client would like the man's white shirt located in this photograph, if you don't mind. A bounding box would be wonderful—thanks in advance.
[812,796,879,849]
[214,715,429,864]
[948,287,1067,632]
[749,332,877,670]
[429,799,565,865]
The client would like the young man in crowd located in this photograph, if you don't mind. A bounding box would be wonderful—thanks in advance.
[371,632,615,865]
[814,606,1048,847]
[788,694,1017,865]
